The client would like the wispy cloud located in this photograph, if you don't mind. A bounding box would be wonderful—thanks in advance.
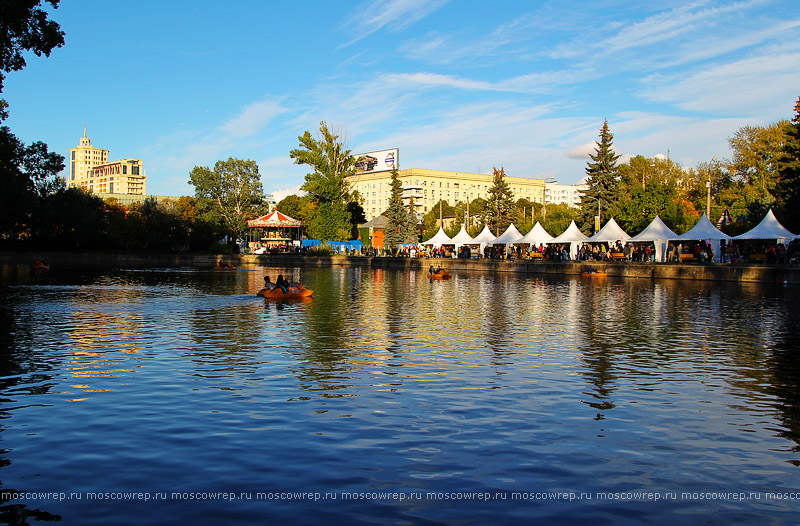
[220,98,287,138]
[640,50,800,117]
[340,0,450,48]
[599,0,763,55]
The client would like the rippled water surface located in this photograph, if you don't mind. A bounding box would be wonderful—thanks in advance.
[1,263,799,525]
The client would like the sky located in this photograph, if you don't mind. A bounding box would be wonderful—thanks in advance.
[4,0,800,201]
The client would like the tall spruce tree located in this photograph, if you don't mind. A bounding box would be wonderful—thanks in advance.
[485,166,515,235]
[579,119,621,231]
[384,167,415,248]
[775,96,800,233]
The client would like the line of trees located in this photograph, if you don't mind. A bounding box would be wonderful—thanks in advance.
[578,97,800,237]
[4,4,797,253]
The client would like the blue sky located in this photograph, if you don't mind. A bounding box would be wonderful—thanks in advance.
[4,0,800,200]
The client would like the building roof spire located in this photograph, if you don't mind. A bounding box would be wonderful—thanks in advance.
[84,124,87,138]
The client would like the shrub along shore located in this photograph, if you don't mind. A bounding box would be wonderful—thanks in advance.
[1,251,798,285]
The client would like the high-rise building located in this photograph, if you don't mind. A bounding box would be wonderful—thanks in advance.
[68,126,109,186]
[67,128,146,196]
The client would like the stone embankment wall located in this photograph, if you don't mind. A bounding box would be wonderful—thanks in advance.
[1,252,797,284]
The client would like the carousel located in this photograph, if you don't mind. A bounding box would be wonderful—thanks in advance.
[246,210,305,253]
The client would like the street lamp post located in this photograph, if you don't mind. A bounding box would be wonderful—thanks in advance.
[465,185,476,231]
[708,157,717,218]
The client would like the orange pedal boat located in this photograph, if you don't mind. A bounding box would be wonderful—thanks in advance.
[257,286,314,299]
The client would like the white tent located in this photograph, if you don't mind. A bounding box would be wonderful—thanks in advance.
[549,220,589,260]
[422,227,453,247]
[676,213,731,263]
[629,215,679,262]
[472,225,497,244]
[450,225,475,245]
[471,225,497,257]
[517,222,554,246]
[490,224,523,245]
[734,209,796,242]
[449,224,475,256]
[587,217,630,243]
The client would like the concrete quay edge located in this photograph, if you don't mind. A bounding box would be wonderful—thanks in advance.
[2,252,797,284]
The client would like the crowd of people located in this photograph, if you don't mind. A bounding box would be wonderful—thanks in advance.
[258,238,800,265]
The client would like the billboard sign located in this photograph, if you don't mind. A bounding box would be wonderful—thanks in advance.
[354,148,399,173]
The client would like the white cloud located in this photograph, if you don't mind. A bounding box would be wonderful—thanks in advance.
[270,185,305,202]
[600,1,762,55]
[640,51,800,118]
[340,0,450,47]
[565,141,597,159]
[220,98,287,138]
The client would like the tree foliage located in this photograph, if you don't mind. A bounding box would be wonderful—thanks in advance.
[541,204,578,237]
[421,199,457,239]
[383,167,416,247]
[188,157,265,239]
[290,121,356,204]
[0,0,66,241]
[0,0,65,92]
[277,194,316,226]
[774,96,800,233]
[579,119,621,231]
[0,125,64,239]
[289,122,363,240]
[307,201,351,241]
[484,166,515,235]
[728,121,788,197]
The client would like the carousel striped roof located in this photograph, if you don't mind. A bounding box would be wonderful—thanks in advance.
[247,210,304,227]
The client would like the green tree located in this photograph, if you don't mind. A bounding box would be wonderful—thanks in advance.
[0,0,65,93]
[513,198,540,234]
[579,119,621,231]
[542,204,579,237]
[277,193,316,225]
[290,122,359,240]
[775,96,800,233]
[307,201,351,241]
[0,0,65,242]
[188,157,265,242]
[0,126,64,240]
[422,199,457,239]
[484,166,515,235]
[35,187,106,248]
[612,182,691,235]
[290,122,356,203]
[728,121,788,198]
[383,167,416,248]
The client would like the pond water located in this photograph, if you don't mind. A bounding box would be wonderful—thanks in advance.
[1,263,799,525]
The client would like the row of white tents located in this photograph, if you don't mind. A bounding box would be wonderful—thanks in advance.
[422,210,798,263]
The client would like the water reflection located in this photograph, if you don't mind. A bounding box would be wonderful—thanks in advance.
[1,264,800,523]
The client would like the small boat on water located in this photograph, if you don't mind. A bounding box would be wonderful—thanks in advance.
[256,286,314,299]
[215,264,237,271]
[428,269,452,280]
